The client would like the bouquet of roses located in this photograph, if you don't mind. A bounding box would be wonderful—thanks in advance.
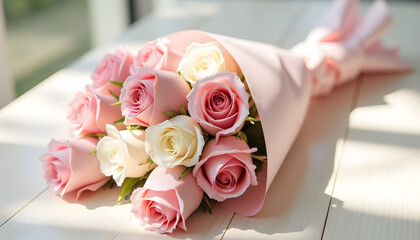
[40,0,410,234]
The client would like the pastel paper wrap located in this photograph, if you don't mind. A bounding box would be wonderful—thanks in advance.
[158,0,409,217]
[164,31,311,216]
[292,0,411,96]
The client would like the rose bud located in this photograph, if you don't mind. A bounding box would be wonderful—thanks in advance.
[187,72,249,141]
[97,124,154,186]
[145,115,204,168]
[120,67,190,127]
[193,136,257,201]
[131,166,203,233]
[40,138,108,199]
[130,38,179,73]
[177,41,225,84]
[92,47,134,96]
[68,85,122,137]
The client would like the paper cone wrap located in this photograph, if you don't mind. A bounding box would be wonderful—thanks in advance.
[292,0,411,97]
[165,30,312,216]
[153,0,409,217]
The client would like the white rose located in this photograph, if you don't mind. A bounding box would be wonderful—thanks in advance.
[177,42,225,84]
[97,124,154,186]
[145,115,205,167]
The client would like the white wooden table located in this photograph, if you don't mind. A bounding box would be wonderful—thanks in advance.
[0,1,419,239]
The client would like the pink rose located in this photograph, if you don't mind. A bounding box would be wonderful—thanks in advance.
[131,166,203,233]
[193,136,257,201]
[130,38,173,74]
[120,67,190,127]
[68,85,122,137]
[40,138,108,199]
[92,47,134,96]
[187,72,249,140]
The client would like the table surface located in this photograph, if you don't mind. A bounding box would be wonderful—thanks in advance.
[0,0,419,239]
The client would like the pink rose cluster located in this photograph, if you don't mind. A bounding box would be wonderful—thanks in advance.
[40,37,265,234]
[41,47,136,201]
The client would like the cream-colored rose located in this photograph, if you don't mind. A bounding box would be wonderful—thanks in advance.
[97,124,154,186]
[145,115,205,167]
[177,42,225,84]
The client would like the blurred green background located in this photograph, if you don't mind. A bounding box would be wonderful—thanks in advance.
[3,0,414,98]
[3,0,91,96]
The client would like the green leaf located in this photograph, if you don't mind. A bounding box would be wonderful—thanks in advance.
[202,131,210,143]
[240,76,246,82]
[242,120,267,173]
[236,131,248,143]
[108,89,120,100]
[117,178,141,204]
[88,149,97,155]
[251,154,267,162]
[114,117,125,124]
[249,102,258,118]
[139,157,155,169]
[126,125,137,131]
[83,133,107,138]
[179,104,187,115]
[116,168,156,204]
[178,166,194,179]
[242,121,266,157]
[246,117,259,125]
[163,111,178,118]
[141,167,154,180]
[200,193,212,214]
[111,101,121,106]
[178,71,193,88]
[110,81,124,88]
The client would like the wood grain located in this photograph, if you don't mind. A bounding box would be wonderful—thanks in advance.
[222,1,361,238]
[322,2,420,239]
[0,1,418,239]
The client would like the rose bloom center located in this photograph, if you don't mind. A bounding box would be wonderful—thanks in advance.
[216,171,236,188]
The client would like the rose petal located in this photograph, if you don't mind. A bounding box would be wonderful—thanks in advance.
[131,167,203,233]
[40,138,107,200]
[187,72,249,140]
[193,136,257,201]
[92,47,134,96]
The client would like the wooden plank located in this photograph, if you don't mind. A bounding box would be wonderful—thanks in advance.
[0,69,89,226]
[221,1,362,239]
[0,187,133,239]
[322,2,420,240]
[0,37,128,225]
[0,143,46,226]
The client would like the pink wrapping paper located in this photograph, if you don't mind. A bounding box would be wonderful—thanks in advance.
[292,0,411,96]
[160,0,409,216]
[166,31,311,216]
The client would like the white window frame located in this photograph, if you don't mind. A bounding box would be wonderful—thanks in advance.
[87,0,130,47]
[0,0,14,108]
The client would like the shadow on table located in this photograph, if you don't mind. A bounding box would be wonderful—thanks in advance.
[0,220,118,239]
[18,70,414,240]
[221,72,414,238]
[62,186,122,210]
